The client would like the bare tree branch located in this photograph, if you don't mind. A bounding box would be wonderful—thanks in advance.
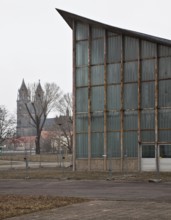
[24,82,63,154]
[0,106,16,145]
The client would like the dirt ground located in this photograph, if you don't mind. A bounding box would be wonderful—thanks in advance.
[0,169,171,219]
[0,178,171,220]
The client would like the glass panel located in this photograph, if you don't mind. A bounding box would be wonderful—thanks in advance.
[141,59,155,81]
[160,145,171,158]
[76,67,88,87]
[91,39,104,65]
[141,130,155,142]
[107,63,120,84]
[76,88,88,113]
[141,82,155,108]
[91,132,104,157]
[107,85,120,110]
[159,80,171,107]
[107,132,121,157]
[107,31,118,36]
[107,111,120,131]
[76,114,88,133]
[124,37,138,61]
[141,41,156,59]
[141,110,155,129]
[124,61,138,82]
[124,83,138,109]
[76,41,88,67]
[124,111,138,130]
[92,27,105,38]
[91,86,104,111]
[91,112,104,132]
[76,133,88,158]
[159,130,171,142]
[107,36,121,63]
[91,65,104,85]
[159,45,171,57]
[159,57,171,79]
[76,22,88,40]
[142,145,155,158]
[123,131,138,157]
[159,109,171,129]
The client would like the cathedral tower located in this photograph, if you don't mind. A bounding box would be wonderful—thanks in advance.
[17,80,36,137]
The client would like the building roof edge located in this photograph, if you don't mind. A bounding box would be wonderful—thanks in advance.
[56,8,171,46]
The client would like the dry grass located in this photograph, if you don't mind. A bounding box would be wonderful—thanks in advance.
[0,154,72,162]
[0,168,109,180]
[0,195,88,220]
[0,167,171,181]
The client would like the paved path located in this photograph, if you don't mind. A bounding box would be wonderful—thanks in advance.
[1,180,171,219]
[0,160,70,169]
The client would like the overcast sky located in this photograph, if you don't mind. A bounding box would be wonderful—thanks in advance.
[0,0,171,116]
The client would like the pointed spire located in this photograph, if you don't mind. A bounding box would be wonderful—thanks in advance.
[36,80,43,92]
[35,80,44,99]
[18,79,29,100]
[19,79,28,91]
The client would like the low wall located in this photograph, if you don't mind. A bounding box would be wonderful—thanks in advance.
[75,158,139,172]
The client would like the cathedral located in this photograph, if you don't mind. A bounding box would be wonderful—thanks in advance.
[16,80,56,138]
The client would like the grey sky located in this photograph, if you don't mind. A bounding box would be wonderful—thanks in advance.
[0,0,171,116]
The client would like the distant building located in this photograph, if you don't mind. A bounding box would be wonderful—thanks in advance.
[58,9,171,172]
[16,80,72,152]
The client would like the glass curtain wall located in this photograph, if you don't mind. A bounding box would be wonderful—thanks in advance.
[75,20,171,161]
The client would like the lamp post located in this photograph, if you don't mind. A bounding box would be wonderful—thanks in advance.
[58,123,62,168]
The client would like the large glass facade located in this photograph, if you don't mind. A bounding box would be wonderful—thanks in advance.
[74,21,171,161]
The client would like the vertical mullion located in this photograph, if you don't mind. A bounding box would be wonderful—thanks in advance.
[104,30,107,171]
[88,25,91,170]
[120,35,124,172]
[138,39,141,171]
[72,20,76,171]
[155,44,159,174]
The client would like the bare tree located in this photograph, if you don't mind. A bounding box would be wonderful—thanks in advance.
[25,82,63,154]
[57,93,73,153]
[0,106,16,145]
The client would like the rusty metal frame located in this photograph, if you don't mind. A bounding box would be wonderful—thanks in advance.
[103,30,107,171]
[72,20,76,171]
[137,39,141,171]
[88,24,91,170]
[155,44,159,173]
[120,35,124,171]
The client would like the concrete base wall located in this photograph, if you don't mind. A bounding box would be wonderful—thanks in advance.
[75,158,139,172]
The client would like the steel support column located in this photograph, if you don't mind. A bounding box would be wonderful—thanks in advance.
[155,44,159,175]
[120,35,124,172]
[88,25,91,171]
[72,20,76,171]
[104,30,107,171]
[138,39,141,171]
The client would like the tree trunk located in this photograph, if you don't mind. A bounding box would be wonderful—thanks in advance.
[35,136,40,154]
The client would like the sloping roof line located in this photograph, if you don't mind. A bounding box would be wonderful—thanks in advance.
[56,8,171,47]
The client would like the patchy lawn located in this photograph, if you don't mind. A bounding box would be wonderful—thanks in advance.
[0,168,171,182]
[0,195,88,220]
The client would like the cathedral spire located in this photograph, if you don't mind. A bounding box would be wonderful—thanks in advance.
[19,79,27,91]
[18,79,29,101]
[35,80,44,100]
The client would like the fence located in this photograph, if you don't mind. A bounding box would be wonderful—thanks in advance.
[0,148,73,170]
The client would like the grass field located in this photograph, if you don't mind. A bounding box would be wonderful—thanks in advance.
[0,195,88,220]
